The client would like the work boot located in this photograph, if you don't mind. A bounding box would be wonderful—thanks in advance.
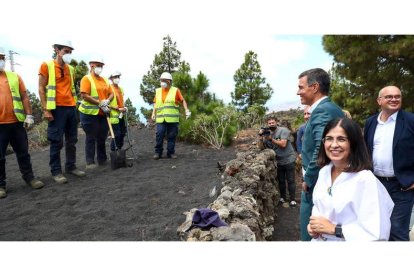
[167,154,177,159]
[53,174,68,184]
[153,154,161,160]
[28,179,45,189]
[0,188,6,199]
[68,168,86,177]
[85,163,98,170]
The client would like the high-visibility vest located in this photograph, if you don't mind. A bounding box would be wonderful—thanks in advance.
[155,87,180,123]
[78,75,109,115]
[109,85,120,124]
[5,71,26,122]
[46,61,77,109]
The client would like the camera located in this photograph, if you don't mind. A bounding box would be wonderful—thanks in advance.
[259,127,271,137]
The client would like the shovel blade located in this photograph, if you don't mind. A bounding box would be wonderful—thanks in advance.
[110,149,127,170]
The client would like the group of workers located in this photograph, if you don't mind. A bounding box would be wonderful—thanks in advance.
[0,40,190,199]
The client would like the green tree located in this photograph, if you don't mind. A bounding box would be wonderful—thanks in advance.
[27,89,42,124]
[124,98,139,125]
[140,35,183,105]
[192,71,210,104]
[323,35,414,123]
[70,59,89,96]
[231,51,273,112]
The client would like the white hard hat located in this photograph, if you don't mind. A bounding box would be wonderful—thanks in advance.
[89,56,105,65]
[109,70,122,78]
[160,72,172,81]
[0,47,5,56]
[53,40,74,50]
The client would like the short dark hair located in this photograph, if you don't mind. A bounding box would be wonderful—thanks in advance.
[298,68,330,94]
[265,113,278,122]
[317,118,372,172]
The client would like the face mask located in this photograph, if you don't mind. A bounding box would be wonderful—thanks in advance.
[0,60,5,71]
[62,53,72,64]
[94,67,103,76]
[269,126,276,131]
[113,78,120,85]
[161,81,168,88]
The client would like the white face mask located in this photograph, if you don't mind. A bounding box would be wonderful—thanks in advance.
[161,81,168,88]
[113,78,120,85]
[62,53,72,64]
[0,60,5,71]
[94,66,103,76]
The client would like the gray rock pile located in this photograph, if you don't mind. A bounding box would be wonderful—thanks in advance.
[177,145,279,241]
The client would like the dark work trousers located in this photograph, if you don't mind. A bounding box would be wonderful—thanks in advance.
[155,122,178,157]
[80,113,109,165]
[110,118,126,151]
[379,178,414,241]
[47,106,78,176]
[277,161,296,201]
[0,122,34,188]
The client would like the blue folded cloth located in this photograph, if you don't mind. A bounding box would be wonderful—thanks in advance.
[188,208,228,231]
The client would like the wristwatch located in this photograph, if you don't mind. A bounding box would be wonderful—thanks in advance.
[335,224,343,238]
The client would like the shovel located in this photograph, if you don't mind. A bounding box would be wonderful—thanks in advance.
[106,116,127,170]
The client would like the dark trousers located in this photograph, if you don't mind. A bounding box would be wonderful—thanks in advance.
[111,118,126,151]
[155,122,178,157]
[47,106,78,175]
[0,122,34,188]
[277,161,296,201]
[300,189,313,241]
[380,178,414,241]
[80,113,109,165]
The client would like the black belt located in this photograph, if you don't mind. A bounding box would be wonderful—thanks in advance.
[375,175,397,182]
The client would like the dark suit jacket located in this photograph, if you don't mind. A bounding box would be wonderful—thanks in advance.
[302,97,344,188]
[364,110,414,188]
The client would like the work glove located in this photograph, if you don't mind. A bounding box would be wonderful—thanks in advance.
[118,112,124,119]
[100,105,111,114]
[185,110,191,119]
[99,99,110,107]
[24,115,34,129]
[123,106,128,113]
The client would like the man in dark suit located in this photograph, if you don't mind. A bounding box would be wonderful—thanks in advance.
[297,68,345,241]
[364,85,414,241]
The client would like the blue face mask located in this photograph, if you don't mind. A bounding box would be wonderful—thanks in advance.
[161,81,168,88]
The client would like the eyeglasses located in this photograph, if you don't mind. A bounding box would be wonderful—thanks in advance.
[322,136,349,145]
[380,95,401,100]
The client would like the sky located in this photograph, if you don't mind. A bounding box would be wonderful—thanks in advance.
[4,0,410,120]
[2,0,413,274]
[2,1,412,117]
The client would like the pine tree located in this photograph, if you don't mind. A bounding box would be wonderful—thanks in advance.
[323,35,414,123]
[124,98,139,125]
[139,35,183,105]
[27,90,42,124]
[231,51,273,112]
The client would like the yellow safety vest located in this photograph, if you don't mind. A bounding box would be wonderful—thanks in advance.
[46,61,76,109]
[155,87,180,123]
[5,71,26,122]
[78,75,109,115]
[109,85,119,124]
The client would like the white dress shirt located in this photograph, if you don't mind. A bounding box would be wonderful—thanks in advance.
[311,163,394,241]
[372,111,398,177]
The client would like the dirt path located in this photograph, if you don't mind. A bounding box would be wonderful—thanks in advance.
[0,126,299,241]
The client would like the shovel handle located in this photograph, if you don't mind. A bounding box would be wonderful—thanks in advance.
[106,116,115,139]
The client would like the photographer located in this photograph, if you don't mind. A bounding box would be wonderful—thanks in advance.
[258,115,297,206]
